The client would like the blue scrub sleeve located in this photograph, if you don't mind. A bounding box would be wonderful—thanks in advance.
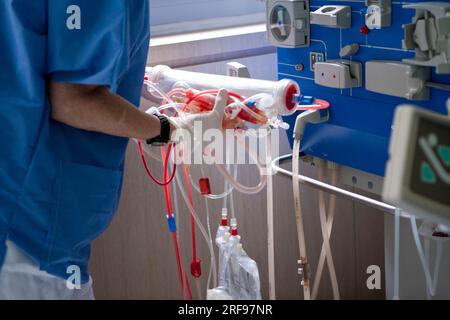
[47,0,128,87]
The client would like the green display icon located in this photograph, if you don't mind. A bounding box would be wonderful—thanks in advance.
[421,162,436,184]
[438,145,450,167]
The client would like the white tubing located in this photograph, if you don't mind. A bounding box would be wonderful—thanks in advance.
[424,238,432,300]
[195,280,202,300]
[223,165,230,209]
[174,170,217,290]
[214,133,268,195]
[292,138,311,300]
[433,242,444,297]
[223,164,237,220]
[393,207,401,300]
[204,195,218,290]
[312,162,339,300]
[144,80,178,113]
[311,181,336,299]
[229,189,236,220]
[410,216,443,298]
[216,164,267,194]
[266,131,276,300]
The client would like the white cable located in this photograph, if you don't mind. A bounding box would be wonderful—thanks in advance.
[200,168,218,290]
[393,207,401,300]
[266,131,276,300]
[312,162,339,300]
[224,164,237,220]
[424,238,431,300]
[204,195,218,290]
[215,134,268,195]
[410,216,443,298]
[223,165,230,209]
[216,164,267,194]
[292,138,311,300]
[311,187,336,299]
[229,184,236,220]
[433,242,444,297]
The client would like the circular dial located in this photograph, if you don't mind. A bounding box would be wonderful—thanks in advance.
[270,5,291,42]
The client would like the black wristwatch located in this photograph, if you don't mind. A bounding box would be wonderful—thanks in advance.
[146,113,171,146]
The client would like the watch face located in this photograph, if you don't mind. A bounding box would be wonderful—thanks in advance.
[409,117,450,207]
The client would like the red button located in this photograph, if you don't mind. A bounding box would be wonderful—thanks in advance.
[360,25,370,35]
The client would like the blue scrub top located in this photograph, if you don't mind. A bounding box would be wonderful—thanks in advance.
[0,0,150,283]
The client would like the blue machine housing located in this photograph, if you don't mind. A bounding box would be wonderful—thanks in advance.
[280,0,450,176]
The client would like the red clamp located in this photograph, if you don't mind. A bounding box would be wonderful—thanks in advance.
[190,258,202,278]
[199,178,211,195]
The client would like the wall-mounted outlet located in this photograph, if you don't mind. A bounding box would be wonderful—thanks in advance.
[310,51,325,71]
[314,60,362,89]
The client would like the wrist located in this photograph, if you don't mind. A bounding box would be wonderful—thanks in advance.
[146,113,171,146]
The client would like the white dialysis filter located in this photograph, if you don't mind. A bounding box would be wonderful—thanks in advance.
[146,65,300,116]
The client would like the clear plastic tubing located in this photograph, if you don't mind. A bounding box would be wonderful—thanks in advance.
[146,65,300,116]
[266,131,276,300]
[393,208,401,300]
[203,196,217,293]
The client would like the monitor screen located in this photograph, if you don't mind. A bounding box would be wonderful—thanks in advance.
[410,117,450,207]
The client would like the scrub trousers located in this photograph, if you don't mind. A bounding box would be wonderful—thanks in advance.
[0,241,95,300]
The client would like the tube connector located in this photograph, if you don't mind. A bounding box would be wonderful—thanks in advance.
[297,258,311,288]
[230,218,238,236]
[166,214,177,233]
[221,208,228,226]
[294,95,314,105]
[293,109,330,140]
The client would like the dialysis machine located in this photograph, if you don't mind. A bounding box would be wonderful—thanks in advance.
[140,1,450,300]
[269,0,449,179]
[267,0,450,298]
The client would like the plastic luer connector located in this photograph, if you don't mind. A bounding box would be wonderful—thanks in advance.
[166,214,177,233]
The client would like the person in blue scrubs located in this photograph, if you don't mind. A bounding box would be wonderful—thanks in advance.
[0,0,172,299]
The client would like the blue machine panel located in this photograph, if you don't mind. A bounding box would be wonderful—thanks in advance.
[280,0,450,176]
